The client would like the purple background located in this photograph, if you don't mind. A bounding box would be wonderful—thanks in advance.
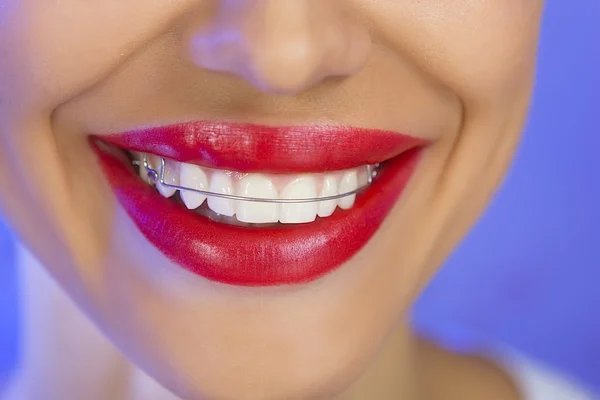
[1,0,599,391]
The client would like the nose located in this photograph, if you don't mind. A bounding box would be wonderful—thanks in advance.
[184,0,371,94]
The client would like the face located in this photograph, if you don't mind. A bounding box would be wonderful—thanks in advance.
[0,1,543,399]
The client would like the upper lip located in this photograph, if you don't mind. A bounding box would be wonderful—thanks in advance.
[97,121,428,173]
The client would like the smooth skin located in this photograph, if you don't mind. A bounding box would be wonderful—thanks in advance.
[0,1,544,399]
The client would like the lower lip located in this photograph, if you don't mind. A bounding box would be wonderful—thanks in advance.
[93,145,422,287]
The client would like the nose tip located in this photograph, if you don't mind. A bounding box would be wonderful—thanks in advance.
[186,1,371,94]
[241,31,346,94]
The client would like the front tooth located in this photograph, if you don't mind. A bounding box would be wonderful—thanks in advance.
[156,158,179,198]
[236,174,279,223]
[179,163,208,209]
[280,176,318,224]
[338,170,358,210]
[207,171,236,216]
[318,175,338,218]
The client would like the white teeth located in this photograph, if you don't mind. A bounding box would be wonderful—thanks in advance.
[156,158,179,198]
[357,167,371,187]
[318,175,339,218]
[280,176,318,224]
[338,171,358,210]
[179,163,208,210]
[236,175,279,223]
[207,171,236,216]
[135,153,372,223]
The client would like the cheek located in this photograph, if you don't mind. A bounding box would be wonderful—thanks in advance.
[445,3,542,101]
[0,1,195,110]
[360,1,542,104]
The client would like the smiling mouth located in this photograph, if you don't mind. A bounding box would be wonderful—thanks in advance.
[91,121,427,287]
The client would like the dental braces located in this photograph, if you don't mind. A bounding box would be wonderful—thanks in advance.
[133,155,378,204]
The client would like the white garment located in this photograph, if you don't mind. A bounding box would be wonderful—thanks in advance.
[492,347,599,400]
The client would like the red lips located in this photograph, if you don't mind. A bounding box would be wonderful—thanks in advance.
[100,121,423,173]
[92,122,426,286]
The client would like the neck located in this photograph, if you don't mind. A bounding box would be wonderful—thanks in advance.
[336,322,420,400]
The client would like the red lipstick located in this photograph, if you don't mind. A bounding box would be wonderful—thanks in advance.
[100,121,423,173]
[92,122,426,286]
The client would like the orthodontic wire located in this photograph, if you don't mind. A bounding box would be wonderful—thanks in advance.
[133,155,377,204]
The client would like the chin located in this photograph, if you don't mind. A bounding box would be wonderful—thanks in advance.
[164,339,376,400]
[94,265,397,400]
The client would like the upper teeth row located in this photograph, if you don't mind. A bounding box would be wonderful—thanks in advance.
[135,153,371,224]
